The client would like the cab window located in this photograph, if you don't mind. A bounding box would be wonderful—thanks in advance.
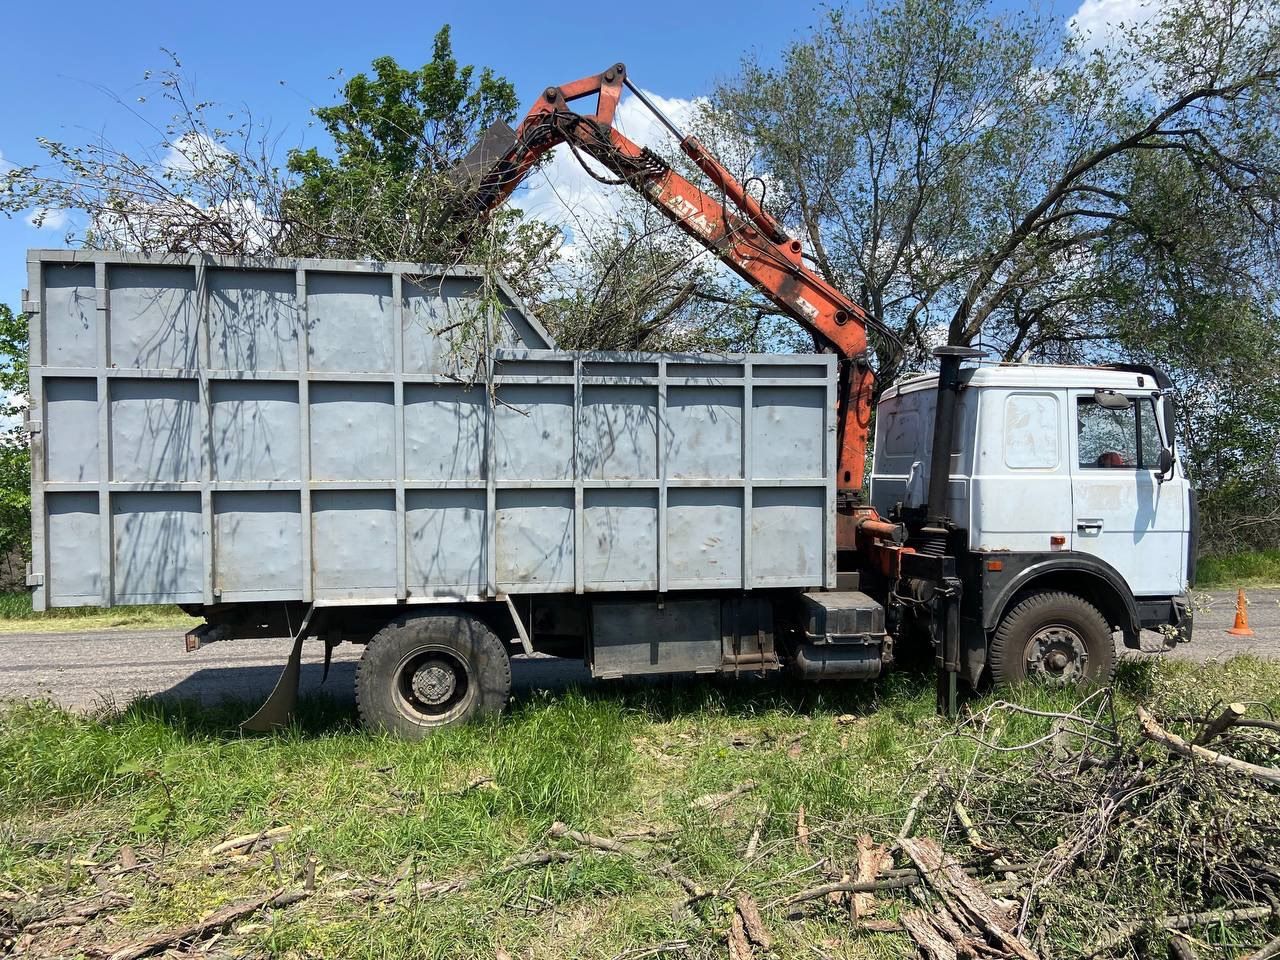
[1076,397,1161,469]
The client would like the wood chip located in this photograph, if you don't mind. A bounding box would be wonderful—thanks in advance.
[691,780,759,812]
[861,918,905,933]
[827,869,851,907]
[851,834,891,920]
[205,826,293,858]
[744,815,764,860]
[796,805,811,852]
[727,911,754,960]
[117,846,137,871]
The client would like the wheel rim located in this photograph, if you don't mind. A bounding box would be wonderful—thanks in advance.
[1023,623,1089,683]
[392,646,474,724]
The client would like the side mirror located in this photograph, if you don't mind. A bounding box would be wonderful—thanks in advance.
[1094,389,1132,410]
[1157,447,1175,483]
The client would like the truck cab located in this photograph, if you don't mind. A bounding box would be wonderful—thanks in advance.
[870,362,1195,684]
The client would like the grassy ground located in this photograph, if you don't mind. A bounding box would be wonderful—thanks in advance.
[0,591,196,634]
[1198,549,1280,588]
[3,657,1280,959]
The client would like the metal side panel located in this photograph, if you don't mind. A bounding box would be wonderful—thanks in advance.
[28,250,837,607]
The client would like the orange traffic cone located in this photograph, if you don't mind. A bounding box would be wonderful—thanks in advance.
[1227,589,1255,637]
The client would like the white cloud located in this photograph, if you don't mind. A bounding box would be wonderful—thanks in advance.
[1069,0,1161,52]
[162,131,233,176]
[507,89,702,249]
[25,207,69,231]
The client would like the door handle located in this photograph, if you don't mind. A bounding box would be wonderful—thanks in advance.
[1077,519,1104,534]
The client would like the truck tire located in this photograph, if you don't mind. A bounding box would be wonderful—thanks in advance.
[355,612,511,738]
[989,591,1116,687]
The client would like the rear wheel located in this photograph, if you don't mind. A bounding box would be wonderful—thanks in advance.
[989,591,1116,687]
[355,612,511,738]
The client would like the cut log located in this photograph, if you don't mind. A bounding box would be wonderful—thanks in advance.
[1192,703,1247,745]
[901,910,959,960]
[900,837,1038,960]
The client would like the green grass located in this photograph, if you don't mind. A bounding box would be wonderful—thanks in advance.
[0,590,197,633]
[1197,548,1280,588]
[2,660,1278,959]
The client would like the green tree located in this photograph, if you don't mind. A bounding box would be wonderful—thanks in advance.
[283,26,554,273]
[0,305,30,563]
[0,33,560,309]
[706,0,1280,547]
[708,0,1280,373]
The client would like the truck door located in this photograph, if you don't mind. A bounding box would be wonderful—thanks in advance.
[1069,391,1185,596]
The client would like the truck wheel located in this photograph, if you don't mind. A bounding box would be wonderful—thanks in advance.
[989,591,1115,687]
[355,612,511,738]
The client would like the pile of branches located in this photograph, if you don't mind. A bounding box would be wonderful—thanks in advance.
[490,690,1280,960]
[869,690,1280,959]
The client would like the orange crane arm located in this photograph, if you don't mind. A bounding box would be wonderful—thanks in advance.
[456,63,894,546]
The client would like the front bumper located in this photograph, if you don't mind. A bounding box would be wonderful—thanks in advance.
[1133,594,1193,648]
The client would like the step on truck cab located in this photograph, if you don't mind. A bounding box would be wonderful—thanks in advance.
[870,361,1196,686]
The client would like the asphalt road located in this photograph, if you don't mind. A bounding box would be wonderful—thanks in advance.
[1,589,1276,712]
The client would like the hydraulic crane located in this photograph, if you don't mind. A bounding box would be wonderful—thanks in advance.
[453,62,906,556]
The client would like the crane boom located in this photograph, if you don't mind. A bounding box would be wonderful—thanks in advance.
[454,62,888,546]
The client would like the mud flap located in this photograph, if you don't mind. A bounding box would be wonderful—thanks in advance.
[241,605,315,733]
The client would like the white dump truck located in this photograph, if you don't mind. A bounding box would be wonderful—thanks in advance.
[23,62,1195,737]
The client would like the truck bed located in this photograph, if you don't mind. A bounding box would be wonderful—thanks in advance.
[26,250,836,609]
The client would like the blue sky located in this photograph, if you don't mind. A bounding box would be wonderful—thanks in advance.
[0,0,1108,307]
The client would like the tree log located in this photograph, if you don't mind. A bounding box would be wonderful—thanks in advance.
[1192,703,1247,745]
[1242,934,1280,960]
[900,837,1038,960]
[1136,707,1280,786]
